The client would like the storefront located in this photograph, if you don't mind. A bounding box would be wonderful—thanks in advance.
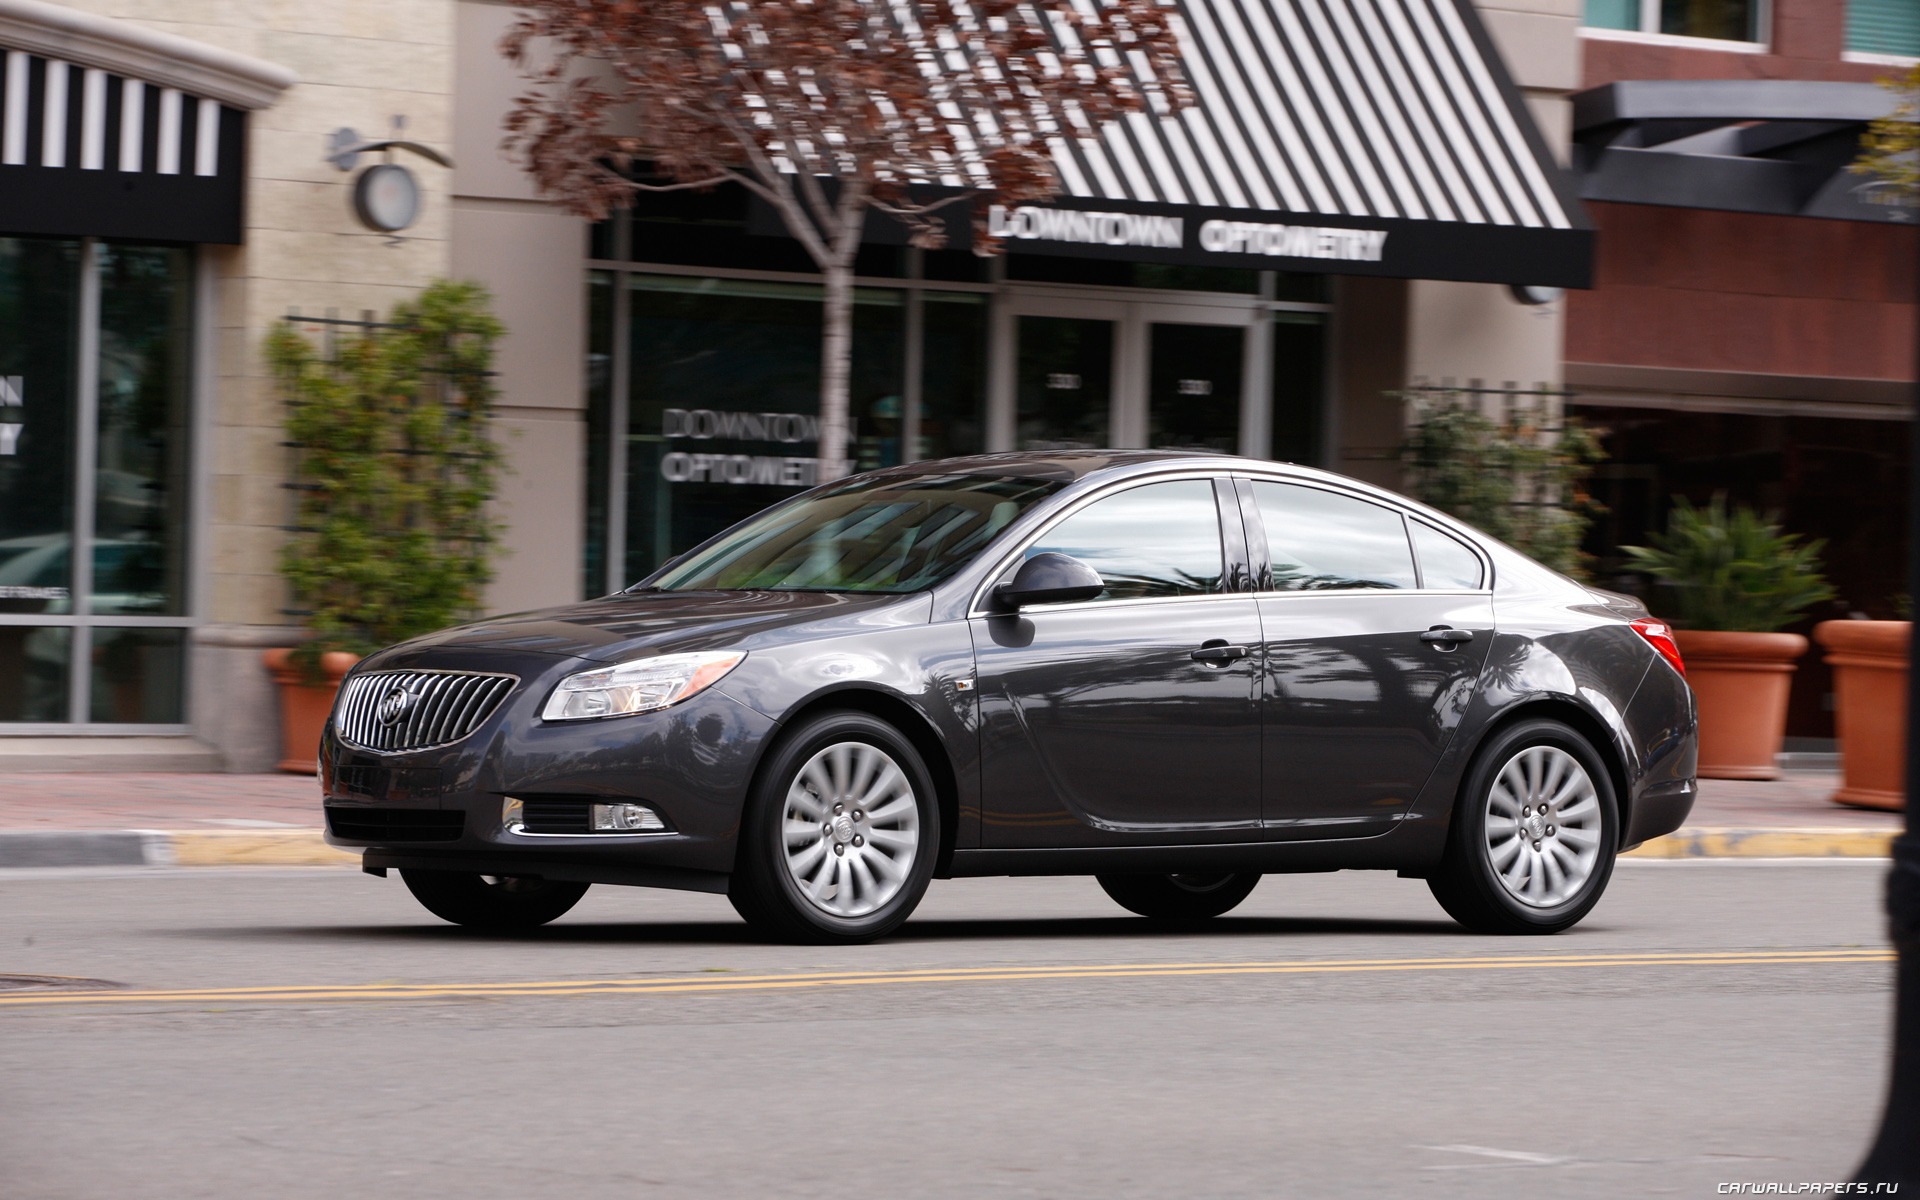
[0,0,1589,767]
[0,7,290,732]
[572,0,1595,593]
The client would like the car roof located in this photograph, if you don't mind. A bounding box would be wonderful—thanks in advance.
[877,449,1271,484]
[873,450,1394,497]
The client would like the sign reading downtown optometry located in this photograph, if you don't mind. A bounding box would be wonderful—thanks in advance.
[659,408,828,488]
[983,201,1591,288]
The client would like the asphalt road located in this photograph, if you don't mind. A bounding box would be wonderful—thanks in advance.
[0,860,1898,1199]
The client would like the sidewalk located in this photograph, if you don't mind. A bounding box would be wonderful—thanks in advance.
[0,769,1904,868]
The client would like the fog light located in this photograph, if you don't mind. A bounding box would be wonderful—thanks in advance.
[591,802,665,832]
[502,797,524,830]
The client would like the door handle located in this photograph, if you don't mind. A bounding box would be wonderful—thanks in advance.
[1420,626,1475,646]
[1191,641,1250,665]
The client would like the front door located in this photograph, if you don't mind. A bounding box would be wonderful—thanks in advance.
[1005,295,1260,455]
[1239,478,1493,841]
[972,477,1263,847]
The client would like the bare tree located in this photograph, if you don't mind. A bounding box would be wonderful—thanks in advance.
[503,0,1186,480]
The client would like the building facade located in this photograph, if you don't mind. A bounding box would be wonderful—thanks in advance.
[1566,0,1918,740]
[1,0,1590,770]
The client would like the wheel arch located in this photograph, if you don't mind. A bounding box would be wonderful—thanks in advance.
[742,686,962,879]
[1457,697,1635,841]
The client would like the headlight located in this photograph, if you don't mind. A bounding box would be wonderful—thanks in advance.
[541,651,746,721]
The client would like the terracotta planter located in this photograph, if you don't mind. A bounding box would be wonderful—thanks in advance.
[1673,629,1808,781]
[1814,620,1909,812]
[262,648,360,775]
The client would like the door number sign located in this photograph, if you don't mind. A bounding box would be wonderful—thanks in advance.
[0,377,20,456]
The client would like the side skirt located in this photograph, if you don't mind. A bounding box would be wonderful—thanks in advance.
[946,834,1426,878]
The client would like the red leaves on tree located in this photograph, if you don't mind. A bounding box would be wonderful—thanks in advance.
[501,0,1189,258]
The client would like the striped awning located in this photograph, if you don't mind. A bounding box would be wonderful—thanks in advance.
[0,49,247,243]
[987,0,1593,287]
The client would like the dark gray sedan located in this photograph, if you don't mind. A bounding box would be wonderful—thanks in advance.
[321,451,1697,943]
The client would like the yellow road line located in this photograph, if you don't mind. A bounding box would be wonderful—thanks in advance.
[0,948,1892,1009]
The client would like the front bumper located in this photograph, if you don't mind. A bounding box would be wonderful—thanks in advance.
[320,648,775,887]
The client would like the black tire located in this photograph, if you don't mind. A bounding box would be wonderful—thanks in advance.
[1097,871,1262,920]
[729,711,941,944]
[1427,718,1620,935]
[399,869,589,930]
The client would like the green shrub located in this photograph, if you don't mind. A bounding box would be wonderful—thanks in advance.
[1399,394,1605,577]
[267,280,505,670]
[1621,495,1834,632]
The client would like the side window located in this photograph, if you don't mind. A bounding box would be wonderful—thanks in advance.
[1410,521,1484,590]
[1022,480,1224,601]
[1250,481,1416,591]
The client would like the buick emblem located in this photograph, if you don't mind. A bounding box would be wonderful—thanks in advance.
[376,686,418,726]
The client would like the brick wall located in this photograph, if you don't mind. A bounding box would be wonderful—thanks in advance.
[1570,0,1919,384]
[1567,203,1918,380]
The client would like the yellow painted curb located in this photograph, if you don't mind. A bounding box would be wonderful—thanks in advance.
[1626,827,1897,859]
[165,830,357,867]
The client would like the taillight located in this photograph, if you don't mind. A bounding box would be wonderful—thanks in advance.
[1631,618,1685,678]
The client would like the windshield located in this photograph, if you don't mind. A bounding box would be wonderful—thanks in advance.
[646,473,1065,594]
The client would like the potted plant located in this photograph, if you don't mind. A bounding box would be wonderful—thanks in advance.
[1624,496,1834,780]
[1814,600,1910,811]
[263,280,505,773]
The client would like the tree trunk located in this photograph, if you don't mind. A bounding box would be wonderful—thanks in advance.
[817,261,854,482]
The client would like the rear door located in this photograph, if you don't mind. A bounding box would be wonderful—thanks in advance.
[971,476,1264,847]
[1238,479,1493,841]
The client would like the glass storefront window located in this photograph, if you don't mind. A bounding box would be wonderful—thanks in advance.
[94,244,192,616]
[0,627,69,722]
[1271,313,1326,466]
[0,236,194,727]
[584,270,614,596]
[620,275,907,583]
[586,219,1331,596]
[0,238,80,620]
[88,627,185,723]
[917,292,988,462]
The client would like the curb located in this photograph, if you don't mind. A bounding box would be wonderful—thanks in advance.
[1624,827,1896,860]
[0,829,355,869]
[0,826,1900,869]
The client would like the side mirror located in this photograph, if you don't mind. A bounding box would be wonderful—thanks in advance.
[993,552,1104,610]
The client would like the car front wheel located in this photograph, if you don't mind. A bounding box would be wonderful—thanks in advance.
[1097,871,1262,920]
[399,869,590,930]
[1427,718,1619,935]
[729,711,940,944]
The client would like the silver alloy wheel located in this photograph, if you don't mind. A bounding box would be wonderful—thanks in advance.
[1483,745,1603,909]
[781,740,920,919]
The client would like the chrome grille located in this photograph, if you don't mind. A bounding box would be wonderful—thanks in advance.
[333,669,518,754]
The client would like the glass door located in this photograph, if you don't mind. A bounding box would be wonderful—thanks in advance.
[1146,321,1245,453]
[1014,315,1115,451]
[998,292,1270,458]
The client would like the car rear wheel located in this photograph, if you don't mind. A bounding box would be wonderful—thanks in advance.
[1427,718,1619,935]
[399,869,589,930]
[729,711,940,944]
[1097,871,1262,920]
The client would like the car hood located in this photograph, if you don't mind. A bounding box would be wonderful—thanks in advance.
[374,589,934,665]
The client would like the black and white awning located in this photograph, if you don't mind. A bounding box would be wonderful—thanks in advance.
[978,0,1592,287]
[0,49,246,244]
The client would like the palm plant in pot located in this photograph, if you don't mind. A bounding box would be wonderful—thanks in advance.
[1624,495,1833,780]
[263,281,504,773]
